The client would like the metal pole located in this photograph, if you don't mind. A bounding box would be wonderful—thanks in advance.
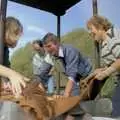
[57,16,60,40]
[0,0,7,64]
[0,0,7,96]
[92,0,100,68]
[56,15,61,94]
[92,0,98,15]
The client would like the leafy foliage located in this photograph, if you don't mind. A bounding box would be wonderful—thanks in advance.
[62,28,94,60]
[11,43,34,78]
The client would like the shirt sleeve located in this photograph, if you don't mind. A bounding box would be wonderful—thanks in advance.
[65,48,80,82]
[108,38,120,58]
[108,28,120,58]
[68,76,75,82]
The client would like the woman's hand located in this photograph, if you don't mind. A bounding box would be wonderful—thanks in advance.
[94,67,116,80]
[3,81,11,91]
[93,68,107,75]
[9,72,30,97]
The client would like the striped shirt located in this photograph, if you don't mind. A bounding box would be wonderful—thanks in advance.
[101,27,120,67]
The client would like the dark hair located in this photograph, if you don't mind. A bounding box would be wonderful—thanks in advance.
[42,33,59,45]
[32,40,43,47]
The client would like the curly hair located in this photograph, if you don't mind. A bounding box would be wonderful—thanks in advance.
[87,15,113,31]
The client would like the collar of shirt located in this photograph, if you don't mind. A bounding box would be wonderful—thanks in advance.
[102,36,109,47]
[102,28,111,47]
[58,46,64,57]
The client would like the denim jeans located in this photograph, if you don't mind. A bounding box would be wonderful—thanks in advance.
[47,76,55,94]
[111,81,120,117]
[71,82,80,96]
[33,75,55,94]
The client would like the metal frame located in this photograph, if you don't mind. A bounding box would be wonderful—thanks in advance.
[0,0,7,64]
[0,0,8,95]
[0,0,99,93]
[56,15,61,94]
[92,0,100,68]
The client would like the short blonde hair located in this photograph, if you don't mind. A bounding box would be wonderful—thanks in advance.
[5,16,23,45]
[87,15,112,31]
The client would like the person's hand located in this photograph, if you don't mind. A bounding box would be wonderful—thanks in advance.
[47,94,64,100]
[9,72,30,97]
[63,92,70,97]
[3,82,12,91]
[93,68,107,75]
[38,83,46,92]
[94,67,116,80]
[52,95,67,100]
[94,71,108,80]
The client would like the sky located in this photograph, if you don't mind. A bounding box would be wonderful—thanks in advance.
[7,0,120,55]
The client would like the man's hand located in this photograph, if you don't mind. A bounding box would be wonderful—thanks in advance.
[63,92,70,97]
[38,83,46,92]
[64,80,74,97]
[94,67,116,80]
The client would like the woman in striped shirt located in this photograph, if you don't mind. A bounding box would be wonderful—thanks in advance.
[87,15,120,117]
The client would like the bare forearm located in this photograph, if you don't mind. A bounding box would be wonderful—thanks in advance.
[94,59,120,80]
[111,59,120,70]
[64,80,74,97]
[0,65,17,78]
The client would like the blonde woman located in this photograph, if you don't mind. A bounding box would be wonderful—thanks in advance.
[1,17,29,97]
[87,15,120,117]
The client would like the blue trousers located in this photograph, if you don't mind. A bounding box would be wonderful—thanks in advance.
[47,76,55,94]
[111,82,120,117]
[71,82,80,96]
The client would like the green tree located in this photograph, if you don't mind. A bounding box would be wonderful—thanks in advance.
[11,43,34,78]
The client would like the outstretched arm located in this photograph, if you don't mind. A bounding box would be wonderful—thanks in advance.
[0,64,30,96]
[94,59,120,80]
